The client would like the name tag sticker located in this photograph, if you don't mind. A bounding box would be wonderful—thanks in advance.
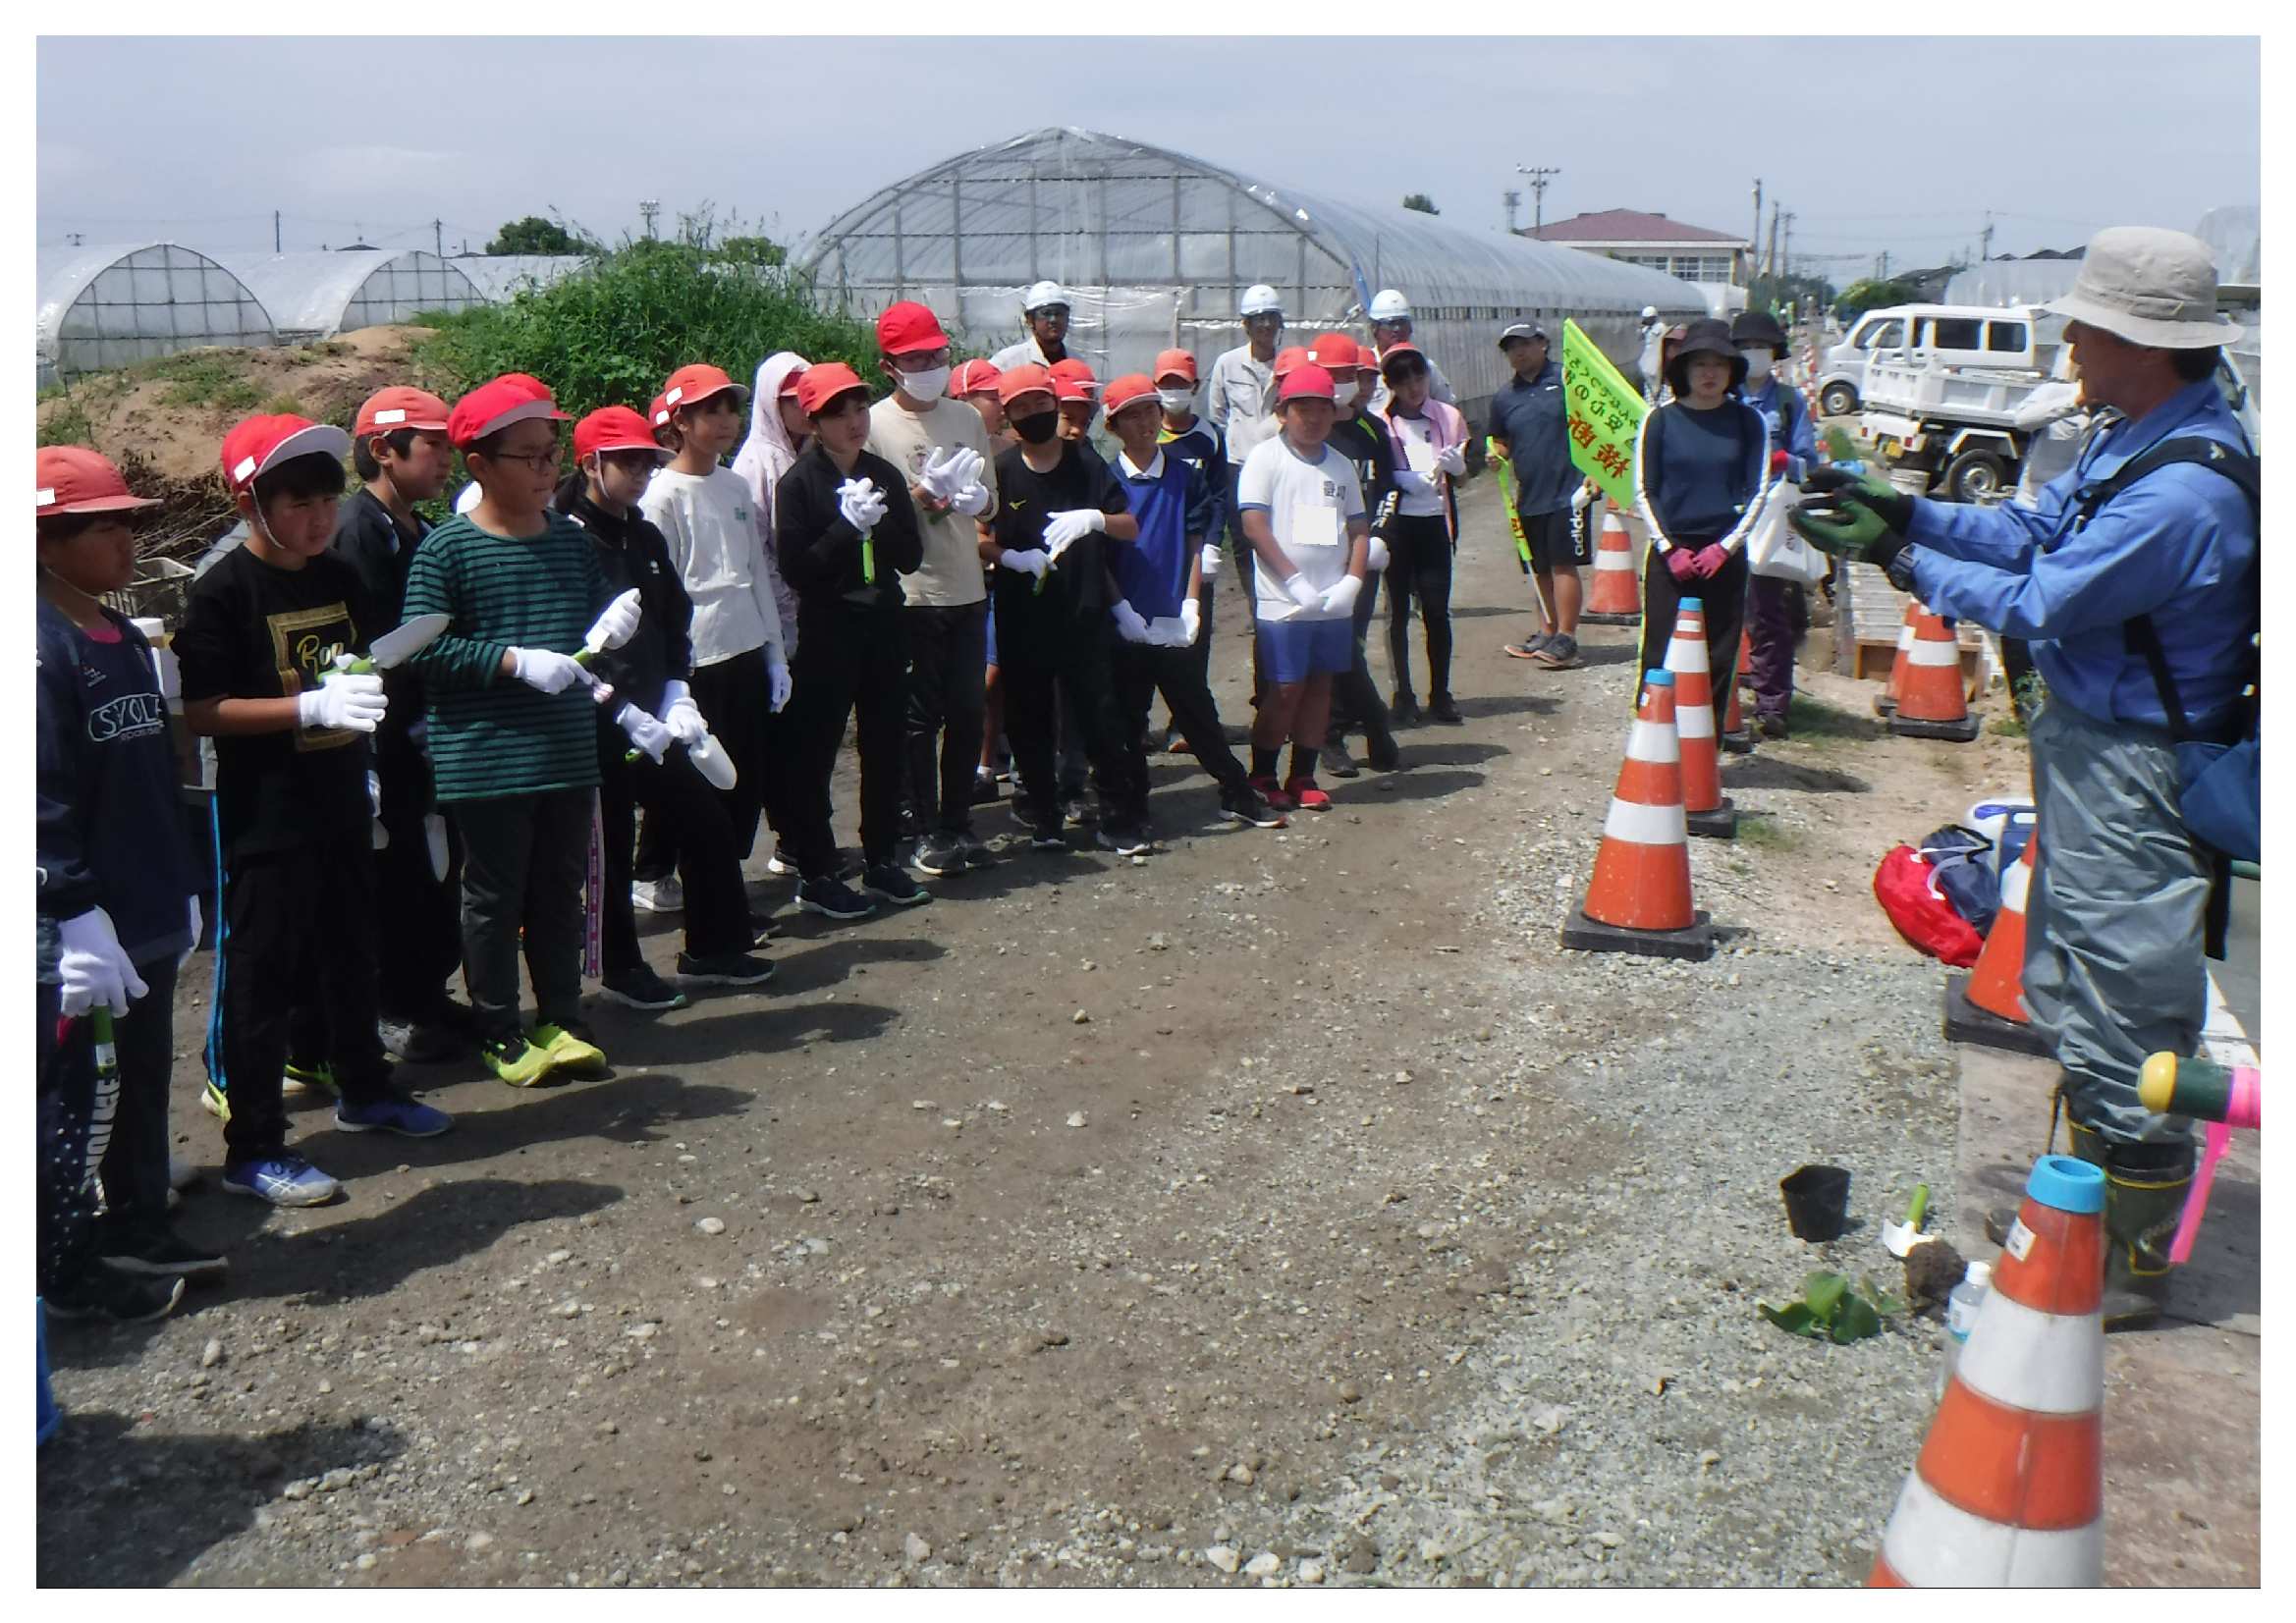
[1289,502,1340,549]
[1403,440,1439,476]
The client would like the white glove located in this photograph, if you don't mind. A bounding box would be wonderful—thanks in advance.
[919,447,984,501]
[1042,510,1106,553]
[1144,617,1187,647]
[57,906,146,1018]
[1435,443,1468,477]
[837,478,887,533]
[660,678,708,745]
[766,659,793,714]
[1199,543,1223,581]
[998,547,1050,579]
[1178,598,1202,646]
[297,670,387,733]
[424,813,450,882]
[585,588,642,653]
[1283,573,1322,612]
[1393,468,1437,497]
[509,648,590,694]
[948,479,992,516]
[1112,601,1152,644]
[1366,534,1392,572]
[1319,575,1363,617]
[1570,482,1597,514]
[618,703,673,764]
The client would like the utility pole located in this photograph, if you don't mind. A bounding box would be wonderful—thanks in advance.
[1881,249,1889,281]
[274,210,282,253]
[639,199,661,241]
[1979,211,1995,262]
[1502,189,1521,235]
[1765,201,1780,280]
[1514,166,1559,235]
[433,218,444,257]
[1781,211,1796,282]
[1749,178,1762,287]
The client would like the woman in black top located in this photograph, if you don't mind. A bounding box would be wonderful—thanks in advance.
[1634,319,1775,730]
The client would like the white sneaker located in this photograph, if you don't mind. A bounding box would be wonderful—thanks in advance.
[631,876,684,913]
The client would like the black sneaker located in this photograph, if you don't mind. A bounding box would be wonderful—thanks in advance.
[1219,786,1288,829]
[1061,794,1093,828]
[1324,741,1361,779]
[862,863,932,906]
[1391,693,1422,727]
[47,1263,186,1324]
[98,1228,228,1281]
[969,769,1001,806]
[1028,818,1068,850]
[599,964,689,1011]
[957,831,998,870]
[1096,824,1154,857]
[1757,714,1791,740]
[765,842,796,877]
[1365,730,1402,772]
[797,876,876,921]
[1428,694,1464,726]
[912,835,963,878]
[676,950,777,987]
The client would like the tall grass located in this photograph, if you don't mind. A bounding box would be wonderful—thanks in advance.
[412,243,887,419]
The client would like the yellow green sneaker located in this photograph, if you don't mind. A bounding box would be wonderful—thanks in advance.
[531,1022,607,1077]
[479,1034,556,1088]
[282,1058,339,1098]
[200,1077,231,1121]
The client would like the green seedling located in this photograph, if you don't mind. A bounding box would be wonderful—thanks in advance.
[1759,1271,1905,1344]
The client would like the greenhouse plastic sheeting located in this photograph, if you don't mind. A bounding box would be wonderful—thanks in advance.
[457,254,593,302]
[1941,260,2082,309]
[217,249,482,340]
[36,242,277,386]
[795,127,1706,415]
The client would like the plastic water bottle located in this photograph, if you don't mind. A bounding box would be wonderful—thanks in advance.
[1938,1259,1994,1399]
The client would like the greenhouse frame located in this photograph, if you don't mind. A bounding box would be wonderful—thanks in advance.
[36,242,277,386]
[454,254,593,301]
[794,127,1707,416]
[216,248,483,342]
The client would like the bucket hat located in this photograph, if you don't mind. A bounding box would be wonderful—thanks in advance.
[2043,226,2242,349]
[1666,319,1748,394]
[1729,310,1788,351]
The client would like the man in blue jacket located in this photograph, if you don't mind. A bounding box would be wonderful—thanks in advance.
[1792,227,2257,1329]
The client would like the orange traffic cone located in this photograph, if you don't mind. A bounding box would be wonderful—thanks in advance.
[1665,597,1736,839]
[1890,611,1981,740]
[1721,636,1754,754]
[1582,501,1641,623]
[1944,834,2051,1056]
[1559,669,1715,961]
[1870,1154,2105,1587]
[1876,600,1919,717]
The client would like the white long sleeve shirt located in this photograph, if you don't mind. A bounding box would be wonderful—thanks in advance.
[639,464,788,671]
[1207,345,1279,468]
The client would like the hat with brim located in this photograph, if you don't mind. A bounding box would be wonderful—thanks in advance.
[222,414,355,493]
[1498,322,1548,350]
[37,446,162,515]
[1378,342,1431,378]
[449,377,571,450]
[1728,310,1787,351]
[1665,320,1747,394]
[2042,225,2243,350]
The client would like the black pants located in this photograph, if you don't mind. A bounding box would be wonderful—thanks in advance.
[1227,513,1266,696]
[454,789,592,1047]
[690,649,774,862]
[786,605,909,877]
[37,954,179,1289]
[372,731,465,1022]
[215,839,394,1160]
[1001,610,1128,828]
[904,601,989,838]
[1638,542,1749,734]
[599,732,751,974]
[1329,568,1392,737]
[1385,513,1455,701]
[1111,638,1252,823]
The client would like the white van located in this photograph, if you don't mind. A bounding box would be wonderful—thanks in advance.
[1817,304,2056,416]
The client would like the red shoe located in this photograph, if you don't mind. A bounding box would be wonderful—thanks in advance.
[1285,777,1333,811]
[1247,774,1296,812]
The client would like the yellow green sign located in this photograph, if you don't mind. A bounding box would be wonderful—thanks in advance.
[1562,318,1645,512]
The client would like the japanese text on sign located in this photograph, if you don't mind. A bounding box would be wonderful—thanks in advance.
[1561,319,1645,512]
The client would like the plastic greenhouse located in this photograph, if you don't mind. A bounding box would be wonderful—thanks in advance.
[456,254,593,302]
[36,242,277,387]
[795,127,1707,416]
[217,249,483,342]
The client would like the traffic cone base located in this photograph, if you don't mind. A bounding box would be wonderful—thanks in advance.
[1559,905,1716,961]
[1942,974,2055,1056]
[1891,711,1982,742]
[1686,798,1739,839]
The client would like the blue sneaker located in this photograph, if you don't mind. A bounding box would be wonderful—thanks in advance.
[334,1094,453,1139]
[221,1155,341,1207]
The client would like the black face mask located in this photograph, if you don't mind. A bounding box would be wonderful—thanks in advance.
[1012,411,1060,445]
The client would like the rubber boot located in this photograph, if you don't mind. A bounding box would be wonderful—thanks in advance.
[2063,1120,2194,1332]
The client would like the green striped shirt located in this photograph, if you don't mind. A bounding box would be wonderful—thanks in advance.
[401,513,608,803]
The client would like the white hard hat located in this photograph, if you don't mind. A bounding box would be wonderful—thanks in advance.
[1239,284,1284,317]
[1368,289,1410,322]
[1022,280,1070,312]
[1641,305,1659,320]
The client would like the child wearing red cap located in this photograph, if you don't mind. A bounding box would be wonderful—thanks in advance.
[400,377,643,1088]
[1374,344,1470,727]
[177,414,454,1209]
[1311,333,1402,775]
[1149,349,1228,750]
[1233,364,1370,811]
[774,363,928,916]
[640,363,791,869]
[332,385,471,1062]
[37,448,210,1317]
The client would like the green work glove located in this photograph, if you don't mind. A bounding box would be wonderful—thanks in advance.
[1789,468,1916,564]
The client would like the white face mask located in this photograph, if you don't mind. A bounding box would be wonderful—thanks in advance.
[1739,349,1774,378]
[897,364,950,404]
[1156,385,1195,411]
[1331,376,1361,407]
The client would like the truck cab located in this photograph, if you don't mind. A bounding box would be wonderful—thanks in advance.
[1857,305,2071,502]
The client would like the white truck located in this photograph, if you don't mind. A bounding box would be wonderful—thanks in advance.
[1856,305,2064,501]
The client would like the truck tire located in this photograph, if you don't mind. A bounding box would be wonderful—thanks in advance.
[1942,448,2009,503]
[1820,382,1858,417]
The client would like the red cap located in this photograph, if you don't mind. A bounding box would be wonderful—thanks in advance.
[220,413,355,493]
[36,446,160,516]
[1273,345,1309,380]
[1151,349,1198,385]
[1378,342,1427,376]
[448,375,571,450]
[1101,374,1158,417]
[951,358,1004,398]
[777,364,810,398]
[1277,363,1337,405]
[574,406,670,464]
[354,385,451,438]
[793,362,870,417]
[998,363,1057,407]
[648,393,672,427]
[660,363,747,415]
[876,300,952,356]
[1307,332,1360,371]
[1048,358,1098,402]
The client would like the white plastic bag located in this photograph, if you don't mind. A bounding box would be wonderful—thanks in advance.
[1745,484,1828,584]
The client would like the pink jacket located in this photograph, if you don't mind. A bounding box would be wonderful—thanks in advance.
[1378,398,1469,539]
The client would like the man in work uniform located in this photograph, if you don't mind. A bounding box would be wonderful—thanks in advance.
[1485,322,1584,669]
[1791,227,2258,1329]
[1635,305,1667,403]
[1207,284,1286,618]
[992,282,1074,372]
[1364,289,1456,413]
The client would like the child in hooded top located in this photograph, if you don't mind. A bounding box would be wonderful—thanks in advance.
[1374,343,1470,726]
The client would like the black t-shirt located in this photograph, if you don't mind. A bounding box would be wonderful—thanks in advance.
[990,442,1132,630]
[175,543,377,859]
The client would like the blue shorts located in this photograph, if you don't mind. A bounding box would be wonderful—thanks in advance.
[1255,616,1352,683]
[985,604,998,668]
